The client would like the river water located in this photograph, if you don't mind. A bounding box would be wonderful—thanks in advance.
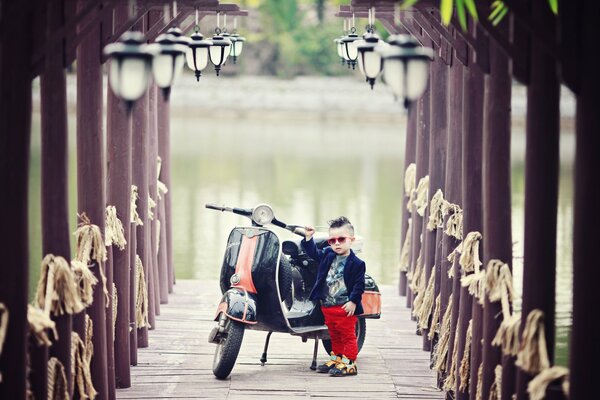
[28,74,574,366]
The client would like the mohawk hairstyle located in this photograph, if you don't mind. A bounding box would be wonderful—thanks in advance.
[328,216,355,235]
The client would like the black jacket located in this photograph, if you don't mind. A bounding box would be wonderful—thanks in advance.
[301,238,366,315]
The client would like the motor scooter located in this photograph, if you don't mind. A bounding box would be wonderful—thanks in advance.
[206,203,382,379]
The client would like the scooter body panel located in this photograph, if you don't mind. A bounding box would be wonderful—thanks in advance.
[215,287,258,325]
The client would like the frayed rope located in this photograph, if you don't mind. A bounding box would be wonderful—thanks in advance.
[105,205,127,250]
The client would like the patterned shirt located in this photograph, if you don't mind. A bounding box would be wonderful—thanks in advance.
[323,255,349,307]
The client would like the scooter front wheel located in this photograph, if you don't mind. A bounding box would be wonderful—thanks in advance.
[212,319,245,379]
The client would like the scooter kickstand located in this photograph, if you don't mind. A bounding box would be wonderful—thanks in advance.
[260,331,273,366]
[310,338,319,370]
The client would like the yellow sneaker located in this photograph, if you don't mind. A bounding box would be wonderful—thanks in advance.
[329,355,357,377]
[316,352,341,373]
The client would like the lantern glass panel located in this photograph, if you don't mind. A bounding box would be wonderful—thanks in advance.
[186,47,209,71]
[172,53,186,83]
[363,51,382,79]
[382,58,405,97]
[110,58,148,101]
[337,41,343,58]
[153,54,175,88]
[406,59,429,100]
[209,45,226,66]
[235,41,243,56]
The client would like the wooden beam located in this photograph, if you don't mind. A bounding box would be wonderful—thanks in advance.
[146,10,193,42]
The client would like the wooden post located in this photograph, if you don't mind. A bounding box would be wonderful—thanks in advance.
[516,3,560,399]
[441,55,463,384]
[76,1,109,397]
[157,90,175,293]
[133,88,152,347]
[455,62,484,400]
[38,0,73,397]
[148,85,166,307]
[422,57,448,349]
[106,69,133,386]
[399,105,417,296]
[569,2,600,399]
[129,214,139,363]
[409,87,431,310]
[481,37,513,399]
[0,3,33,399]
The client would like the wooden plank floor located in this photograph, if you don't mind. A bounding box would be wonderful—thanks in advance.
[117,279,444,399]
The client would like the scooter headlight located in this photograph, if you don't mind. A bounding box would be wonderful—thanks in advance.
[252,204,274,225]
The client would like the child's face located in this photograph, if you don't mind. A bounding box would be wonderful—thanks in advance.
[328,226,355,256]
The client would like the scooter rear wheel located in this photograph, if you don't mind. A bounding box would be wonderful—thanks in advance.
[321,317,366,355]
[212,319,245,379]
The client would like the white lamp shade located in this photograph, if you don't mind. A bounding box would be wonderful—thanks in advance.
[382,58,405,97]
[209,43,230,66]
[362,51,382,79]
[345,40,360,61]
[233,40,243,56]
[186,47,210,71]
[172,53,186,83]
[109,58,149,101]
[152,54,175,88]
[406,59,430,100]
[336,41,343,58]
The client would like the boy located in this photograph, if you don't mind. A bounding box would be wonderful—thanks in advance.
[302,217,366,377]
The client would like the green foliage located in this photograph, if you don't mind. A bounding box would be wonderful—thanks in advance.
[255,0,351,77]
[489,1,509,26]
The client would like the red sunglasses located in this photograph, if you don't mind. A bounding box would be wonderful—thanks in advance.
[327,236,350,245]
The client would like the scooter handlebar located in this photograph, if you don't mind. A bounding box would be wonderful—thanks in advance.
[205,203,226,211]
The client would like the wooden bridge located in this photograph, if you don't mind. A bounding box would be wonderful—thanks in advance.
[117,280,443,399]
[1,1,599,400]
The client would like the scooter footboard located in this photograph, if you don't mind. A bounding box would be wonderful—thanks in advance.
[215,288,258,324]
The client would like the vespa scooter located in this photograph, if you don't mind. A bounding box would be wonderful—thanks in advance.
[206,203,382,379]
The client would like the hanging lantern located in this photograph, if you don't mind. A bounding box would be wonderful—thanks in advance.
[186,31,213,81]
[341,28,360,70]
[356,33,384,89]
[148,33,188,100]
[377,35,433,108]
[209,13,232,76]
[104,31,155,111]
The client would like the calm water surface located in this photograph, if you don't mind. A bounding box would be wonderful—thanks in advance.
[27,76,574,366]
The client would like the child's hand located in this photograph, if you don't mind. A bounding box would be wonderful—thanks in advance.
[342,301,356,316]
[305,226,315,241]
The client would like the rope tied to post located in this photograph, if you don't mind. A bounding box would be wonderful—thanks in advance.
[427,190,446,231]
[411,264,427,314]
[434,294,453,373]
[47,357,69,400]
[459,319,473,392]
[70,315,96,400]
[35,254,85,316]
[492,312,521,356]
[527,366,569,400]
[443,202,463,240]
[399,219,412,272]
[131,185,143,226]
[105,205,127,250]
[74,213,109,306]
[459,231,482,274]
[516,309,551,374]
[414,175,430,216]
[409,253,424,292]
[443,331,459,391]
[415,271,435,330]
[135,255,150,329]
[112,282,118,342]
[428,294,441,340]
[27,305,57,347]
[70,260,98,307]
[157,156,169,200]
[461,269,486,304]
[0,303,8,383]
[489,364,502,400]
[475,363,483,400]
[148,195,157,221]
[485,260,517,319]
[404,163,417,211]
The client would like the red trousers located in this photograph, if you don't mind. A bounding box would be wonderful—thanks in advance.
[321,305,358,361]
